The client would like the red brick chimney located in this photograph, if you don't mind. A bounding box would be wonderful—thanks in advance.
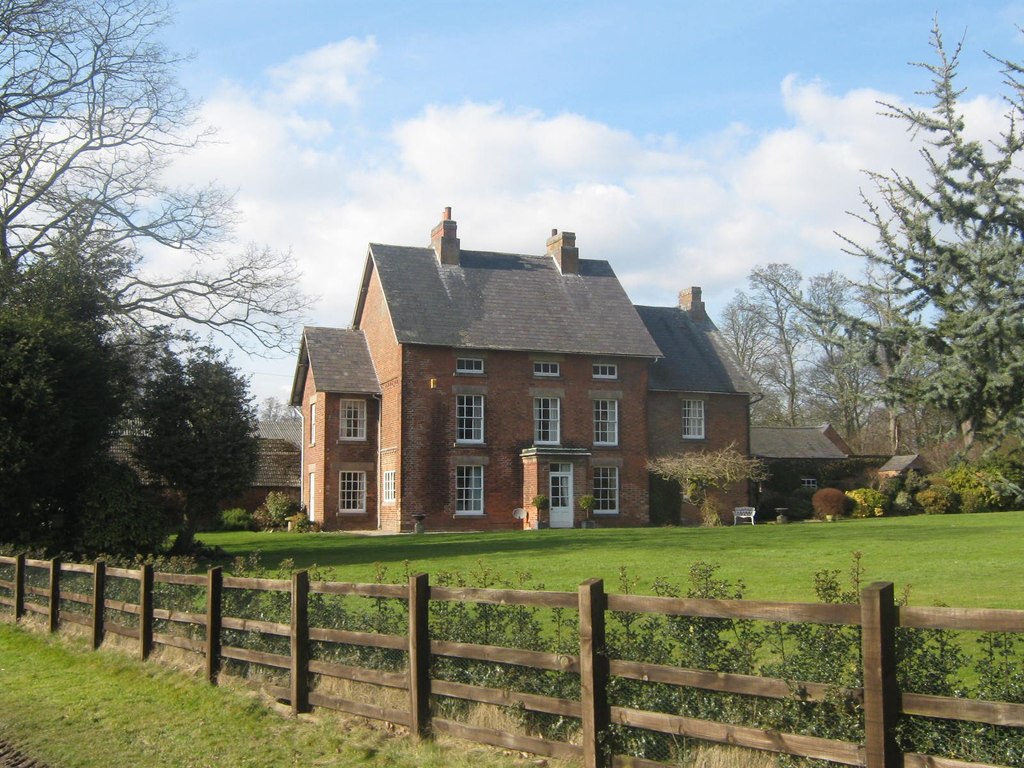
[546,229,578,274]
[679,286,706,322]
[431,206,460,265]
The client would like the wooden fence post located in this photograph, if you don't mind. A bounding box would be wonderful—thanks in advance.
[205,567,223,685]
[579,578,610,768]
[92,560,105,650]
[13,554,25,621]
[48,557,60,633]
[861,581,900,768]
[408,572,431,741]
[290,570,310,714]
[139,564,154,660]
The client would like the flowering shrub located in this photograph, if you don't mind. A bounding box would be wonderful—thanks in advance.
[846,488,887,518]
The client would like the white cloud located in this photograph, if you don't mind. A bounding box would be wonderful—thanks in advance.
[267,37,378,107]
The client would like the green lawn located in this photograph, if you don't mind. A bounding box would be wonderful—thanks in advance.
[198,511,1024,609]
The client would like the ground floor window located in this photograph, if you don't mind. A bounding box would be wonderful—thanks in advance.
[382,470,396,502]
[801,477,819,490]
[455,465,484,515]
[593,467,619,514]
[339,471,366,512]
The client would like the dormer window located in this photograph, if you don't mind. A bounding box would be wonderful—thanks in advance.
[592,363,618,379]
[456,357,484,375]
[533,361,560,378]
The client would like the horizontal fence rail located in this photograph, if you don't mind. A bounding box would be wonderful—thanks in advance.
[0,553,1022,768]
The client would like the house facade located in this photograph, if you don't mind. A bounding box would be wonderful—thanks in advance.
[290,209,756,532]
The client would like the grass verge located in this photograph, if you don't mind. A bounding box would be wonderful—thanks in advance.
[0,623,531,768]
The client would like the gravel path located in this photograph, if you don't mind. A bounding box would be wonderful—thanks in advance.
[0,740,50,768]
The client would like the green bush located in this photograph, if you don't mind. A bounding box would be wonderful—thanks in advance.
[217,508,255,531]
[811,487,849,520]
[892,489,918,515]
[915,486,960,515]
[846,487,887,518]
[77,458,172,555]
[253,491,300,531]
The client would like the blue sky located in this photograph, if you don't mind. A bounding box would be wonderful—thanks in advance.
[155,1,1024,403]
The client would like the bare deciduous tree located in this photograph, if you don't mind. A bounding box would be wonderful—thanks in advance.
[0,0,309,351]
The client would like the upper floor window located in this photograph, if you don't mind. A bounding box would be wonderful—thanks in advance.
[456,394,485,444]
[382,470,396,503]
[339,471,366,513]
[593,399,619,446]
[309,401,316,445]
[533,397,561,445]
[340,399,367,441]
[593,467,619,514]
[681,399,705,440]
[592,363,618,379]
[456,357,484,375]
[455,465,484,515]
[533,361,560,377]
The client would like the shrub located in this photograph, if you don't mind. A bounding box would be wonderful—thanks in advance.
[960,488,989,514]
[892,490,918,516]
[78,458,172,555]
[846,487,887,518]
[217,507,255,531]
[253,491,300,531]
[287,513,316,532]
[812,487,849,520]
[755,491,787,520]
[915,486,960,515]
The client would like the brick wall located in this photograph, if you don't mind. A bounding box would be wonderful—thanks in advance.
[647,390,752,524]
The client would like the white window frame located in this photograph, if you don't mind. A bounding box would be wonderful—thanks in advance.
[593,399,619,446]
[533,361,561,377]
[593,467,619,514]
[533,397,561,445]
[456,357,485,375]
[338,471,366,513]
[592,363,618,379]
[382,470,396,503]
[309,401,316,445]
[339,399,367,441]
[681,399,705,440]
[455,394,485,444]
[455,465,484,516]
[801,477,819,490]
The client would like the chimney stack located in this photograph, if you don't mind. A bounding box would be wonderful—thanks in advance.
[546,229,579,274]
[679,286,706,322]
[431,206,460,265]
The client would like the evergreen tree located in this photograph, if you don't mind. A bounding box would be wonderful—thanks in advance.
[841,25,1024,449]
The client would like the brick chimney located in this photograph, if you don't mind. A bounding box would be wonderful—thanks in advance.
[431,206,460,265]
[546,229,578,274]
[679,286,706,322]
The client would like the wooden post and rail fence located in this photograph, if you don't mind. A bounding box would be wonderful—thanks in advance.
[1,553,1022,768]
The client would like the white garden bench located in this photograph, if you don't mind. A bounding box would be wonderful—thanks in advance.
[733,506,756,525]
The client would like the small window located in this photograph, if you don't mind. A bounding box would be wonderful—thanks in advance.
[592,363,618,379]
[593,467,619,514]
[309,401,316,446]
[456,394,484,444]
[533,361,560,377]
[801,477,819,490]
[382,470,396,502]
[456,357,484,375]
[339,471,366,513]
[340,399,367,441]
[681,399,705,440]
[455,465,484,515]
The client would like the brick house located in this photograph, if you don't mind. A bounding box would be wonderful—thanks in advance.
[290,209,755,532]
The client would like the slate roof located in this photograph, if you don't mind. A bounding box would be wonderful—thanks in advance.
[257,420,301,447]
[290,327,380,404]
[360,244,662,358]
[634,305,757,394]
[878,454,927,474]
[750,425,850,460]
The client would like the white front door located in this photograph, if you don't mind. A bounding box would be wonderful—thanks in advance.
[549,463,574,528]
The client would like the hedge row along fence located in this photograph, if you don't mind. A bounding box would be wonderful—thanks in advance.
[0,554,1022,768]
